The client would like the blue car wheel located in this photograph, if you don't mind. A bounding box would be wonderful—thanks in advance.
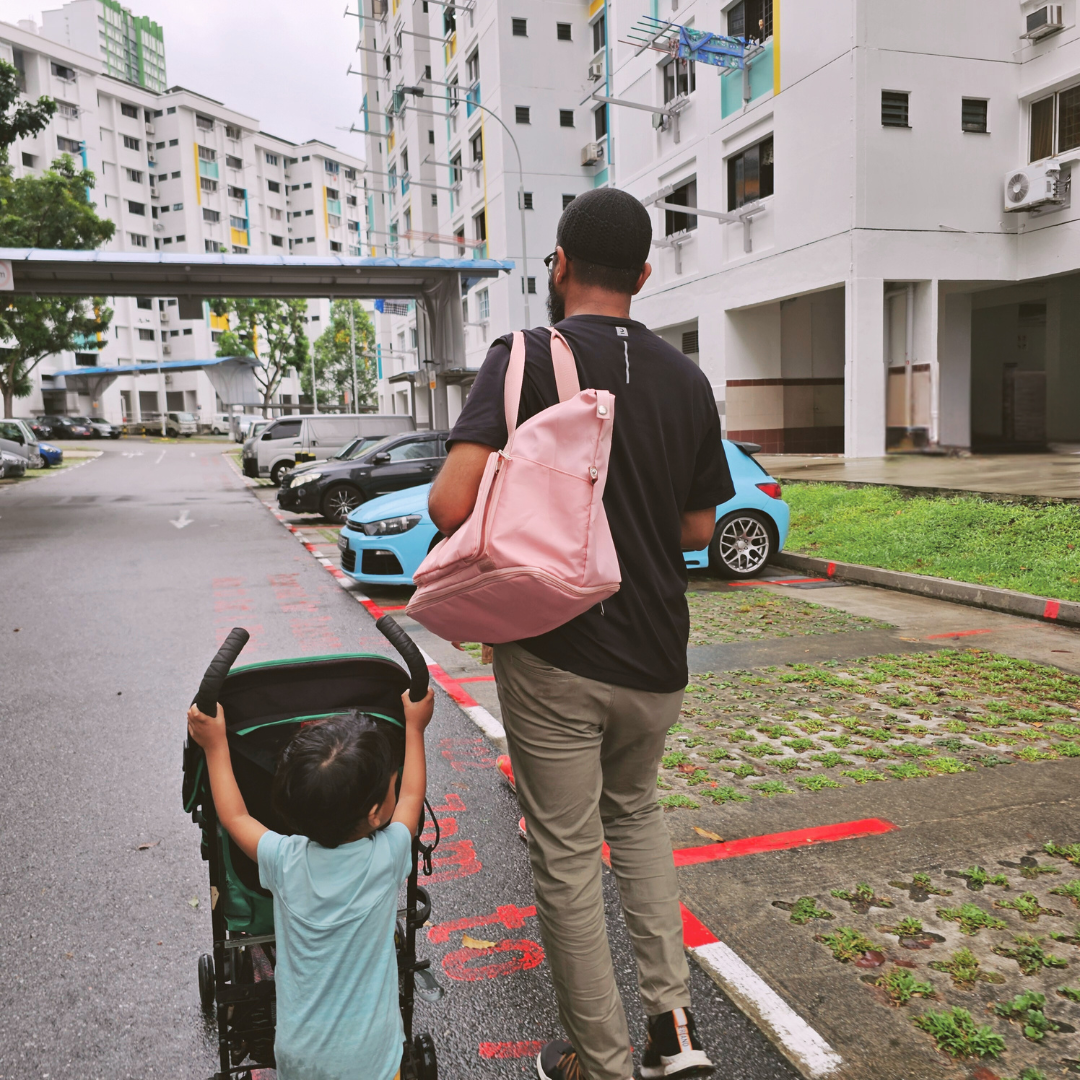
[710,509,776,579]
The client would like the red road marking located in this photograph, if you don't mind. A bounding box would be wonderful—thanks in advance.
[826,561,837,577]
[456,675,497,683]
[427,838,483,885]
[672,818,897,868]
[379,604,410,611]
[679,902,718,948]
[358,597,385,619]
[430,792,467,813]
[427,902,537,944]
[926,628,996,639]
[725,580,763,587]
[442,938,545,982]
[440,736,497,771]
[1045,599,1061,619]
[479,1042,544,1060]
[768,577,829,586]
[428,662,483,709]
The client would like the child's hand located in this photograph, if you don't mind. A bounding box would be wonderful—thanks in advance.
[402,687,435,732]
[187,702,227,750]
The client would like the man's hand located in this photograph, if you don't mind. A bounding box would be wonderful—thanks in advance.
[402,687,435,732]
[187,702,227,750]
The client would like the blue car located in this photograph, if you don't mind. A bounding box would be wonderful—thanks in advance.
[338,440,789,586]
[38,442,63,467]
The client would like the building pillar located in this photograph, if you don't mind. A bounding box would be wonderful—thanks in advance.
[845,277,886,457]
[936,288,972,449]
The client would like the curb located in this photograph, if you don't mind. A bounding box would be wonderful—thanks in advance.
[771,551,1080,628]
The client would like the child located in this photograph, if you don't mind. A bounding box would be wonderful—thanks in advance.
[186,687,435,1080]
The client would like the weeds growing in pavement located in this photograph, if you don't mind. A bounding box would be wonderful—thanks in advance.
[958,865,1010,890]
[749,780,792,797]
[1058,985,1080,1003]
[703,785,750,804]
[887,761,931,780]
[993,934,1070,975]
[704,747,732,762]
[876,968,934,1005]
[794,775,843,792]
[879,917,925,938]
[772,758,806,772]
[929,947,1006,990]
[994,990,1060,1041]
[1046,842,1080,866]
[1004,1070,1048,1080]
[810,751,853,768]
[657,794,699,810]
[912,1007,1005,1058]
[995,891,1065,922]
[661,751,692,768]
[936,903,1007,935]
[831,883,894,912]
[911,872,952,896]
[725,762,758,779]
[840,769,886,783]
[788,897,834,925]
[817,926,875,962]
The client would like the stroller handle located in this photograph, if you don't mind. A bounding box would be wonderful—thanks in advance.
[193,626,250,718]
[376,615,429,703]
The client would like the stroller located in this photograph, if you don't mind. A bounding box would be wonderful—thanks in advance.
[182,615,443,1080]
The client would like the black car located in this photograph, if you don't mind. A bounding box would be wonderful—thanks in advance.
[278,430,449,523]
[28,419,54,440]
[36,415,94,439]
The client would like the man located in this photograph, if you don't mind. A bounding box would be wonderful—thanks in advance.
[428,188,734,1080]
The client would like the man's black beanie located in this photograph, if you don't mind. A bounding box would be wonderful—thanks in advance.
[556,188,652,271]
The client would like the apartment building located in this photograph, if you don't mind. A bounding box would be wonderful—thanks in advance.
[357,0,605,423]
[1,18,365,425]
[603,0,1080,456]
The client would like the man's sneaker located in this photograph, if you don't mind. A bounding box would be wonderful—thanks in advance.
[497,753,516,791]
[537,1040,588,1080]
[640,1008,714,1079]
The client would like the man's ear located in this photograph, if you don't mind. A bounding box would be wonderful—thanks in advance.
[632,262,652,295]
[555,245,570,286]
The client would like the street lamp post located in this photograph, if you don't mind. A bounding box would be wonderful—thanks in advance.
[348,303,360,411]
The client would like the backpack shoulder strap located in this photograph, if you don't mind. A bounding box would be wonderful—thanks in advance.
[549,328,581,402]
[503,331,526,439]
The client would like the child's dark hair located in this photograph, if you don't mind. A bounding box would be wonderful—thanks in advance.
[272,712,395,848]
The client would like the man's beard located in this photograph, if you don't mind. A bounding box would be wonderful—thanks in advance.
[546,276,565,325]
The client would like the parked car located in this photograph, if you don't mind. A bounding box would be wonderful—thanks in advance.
[165,411,198,437]
[28,419,54,440]
[248,413,416,486]
[0,449,26,479]
[337,439,790,586]
[209,412,235,436]
[37,441,63,467]
[69,416,120,439]
[36,415,94,439]
[279,430,449,523]
[0,419,43,468]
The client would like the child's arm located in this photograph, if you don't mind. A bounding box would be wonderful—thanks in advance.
[391,688,434,835]
[187,703,268,862]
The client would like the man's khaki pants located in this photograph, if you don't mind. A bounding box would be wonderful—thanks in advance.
[493,642,691,1080]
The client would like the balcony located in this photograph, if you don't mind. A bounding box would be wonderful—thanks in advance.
[445,32,457,64]
[466,82,480,118]
[198,159,220,180]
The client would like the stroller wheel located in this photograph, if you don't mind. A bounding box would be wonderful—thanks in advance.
[414,1033,437,1080]
[198,953,215,1010]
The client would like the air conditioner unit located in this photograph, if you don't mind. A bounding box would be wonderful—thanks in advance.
[1025,4,1064,39]
[588,60,604,82]
[162,344,172,355]
[1003,162,1064,211]
[145,122,154,134]
[581,141,604,166]
[160,310,169,322]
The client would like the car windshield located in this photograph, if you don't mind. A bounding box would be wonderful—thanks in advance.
[175,413,197,421]
[332,436,385,461]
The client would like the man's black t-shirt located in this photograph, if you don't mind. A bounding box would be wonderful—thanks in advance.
[447,314,734,693]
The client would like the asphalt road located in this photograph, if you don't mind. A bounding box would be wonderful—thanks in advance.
[0,443,795,1080]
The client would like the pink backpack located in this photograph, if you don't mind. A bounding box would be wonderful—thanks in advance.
[405,328,621,643]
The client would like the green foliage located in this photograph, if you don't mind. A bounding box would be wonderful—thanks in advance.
[749,780,792,797]
[1005,1070,1048,1080]
[816,926,874,962]
[936,903,1007,936]
[704,785,750,804]
[993,934,1070,975]
[306,299,377,405]
[788,897,833,925]
[661,751,691,768]
[929,946,1005,990]
[724,762,758,779]
[1046,842,1080,866]
[876,968,934,1005]
[657,793,699,810]
[1049,880,1080,907]
[962,865,1010,889]
[0,155,115,416]
[1058,985,1080,1003]
[881,917,924,938]
[994,990,1060,1041]
[995,891,1061,922]
[781,737,815,752]
[794,775,842,791]
[840,768,885,783]
[810,751,852,768]
[210,298,310,415]
[0,60,57,163]
[912,1007,1005,1059]
[887,761,931,780]
[704,747,732,762]
[911,872,952,895]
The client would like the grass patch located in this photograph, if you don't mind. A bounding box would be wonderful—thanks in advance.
[994,991,1060,1041]
[912,1007,1005,1059]
[657,793,699,810]
[816,926,874,962]
[1058,985,1080,1003]
[876,968,934,1005]
[995,891,1065,922]
[703,785,750,804]
[749,780,792,797]
[794,775,843,791]
[1046,841,1080,866]
[936,903,1007,936]
[993,934,1070,975]
[784,482,1080,601]
[787,897,834,925]
[1049,880,1080,907]
[929,946,1006,990]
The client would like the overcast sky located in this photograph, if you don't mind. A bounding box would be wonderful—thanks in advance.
[0,0,367,157]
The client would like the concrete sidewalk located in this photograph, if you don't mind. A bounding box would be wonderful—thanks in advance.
[758,451,1080,500]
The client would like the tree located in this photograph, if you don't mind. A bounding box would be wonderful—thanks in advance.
[210,298,310,417]
[0,156,116,417]
[0,60,57,165]
[304,300,377,408]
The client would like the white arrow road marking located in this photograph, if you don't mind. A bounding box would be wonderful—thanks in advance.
[170,509,193,529]
[155,450,166,464]
[189,451,196,457]
[121,451,144,458]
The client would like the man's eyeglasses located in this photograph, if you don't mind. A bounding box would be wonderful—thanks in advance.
[543,250,569,270]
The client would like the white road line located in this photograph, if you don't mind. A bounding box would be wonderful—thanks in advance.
[154,449,166,464]
[689,940,842,1078]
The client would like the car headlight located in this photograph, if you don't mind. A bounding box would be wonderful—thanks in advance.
[360,514,422,536]
[291,472,323,485]
[1,451,21,463]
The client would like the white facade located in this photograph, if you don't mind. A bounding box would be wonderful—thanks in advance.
[0,19,366,425]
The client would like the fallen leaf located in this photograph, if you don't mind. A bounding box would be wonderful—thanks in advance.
[677,764,699,775]
[188,897,200,909]
[137,841,160,851]
[692,826,724,843]
[899,637,921,643]
[157,941,163,946]
[854,950,886,968]
[462,934,496,949]
[64,952,74,960]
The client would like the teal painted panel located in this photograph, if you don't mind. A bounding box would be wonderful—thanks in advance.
[593,167,609,188]
[198,159,219,179]
[327,198,342,215]
[720,40,773,118]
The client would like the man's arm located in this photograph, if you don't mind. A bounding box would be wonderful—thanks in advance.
[681,507,716,550]
[428,442,495,535]
[187,704,268,862]
[391,688,434,835]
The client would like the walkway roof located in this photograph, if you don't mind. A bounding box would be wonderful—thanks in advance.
[51,356,259,378]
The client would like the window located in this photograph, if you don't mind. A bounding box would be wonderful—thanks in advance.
[228,186,246,199]
[169,138,178,147]
[183,328,193,335]
[451,152,463,184]
[269,207,282,220]
[521,276,536,293]
[265,152,279,165]
[592,14,606,53]
[522,191,533,209]
[58,136,82,153]
[455,227,466,255]
[471,131,483,163]
[305,209,314,216]
[303,182,312,189]
[727,135,773,209]
[477,288,490,320]
[205,240,220,252]
[430,192,438,207]
[232,245,248,254]
[196,114,214,131]
[881,90,910,127]
[225,124,241,140]
[21,152,35,167]
[961,98,988,133]
[462,297,469,322]
[58,101,78,119]
[512,17,527,36]
[467,50,480,84]
[127,200,146,215]
[1029,85,1080,161]
[594,105,607,140]
[271,234,283,246]
[201,178,218,192]
[167,106,176,114]
[173,202,183,210]
[226,155,242,169]
[172,171,180,179]
[346,194,357,206]
[559,109,575,127]
[330,240,342,252]
[230,216,248,230]
[727,0,772,42]
[516,105,531,124]
[138,328,156,340]
[663,57,695,103]
[665,179,697,234]
[325,158,340,174]
[562,194,576,209]
[120,102,139,118]
[136,297,153,309]
[203,208,221,223]
[473,209,486,242]
[123,167,142,183]
[176,234,185,242]
[51,62,76,81]
[267,180,280,193]
[557,22,572,41]
[198,145,217,161]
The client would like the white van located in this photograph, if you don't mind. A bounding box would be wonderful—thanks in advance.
[244,414,415,485]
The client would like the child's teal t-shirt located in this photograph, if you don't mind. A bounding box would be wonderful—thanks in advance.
[257,822,413,1080]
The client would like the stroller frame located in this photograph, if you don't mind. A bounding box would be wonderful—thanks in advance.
[185,617,442,1080]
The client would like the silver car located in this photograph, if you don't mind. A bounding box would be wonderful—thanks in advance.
[0,449,27,478]
[0,419,42,469]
